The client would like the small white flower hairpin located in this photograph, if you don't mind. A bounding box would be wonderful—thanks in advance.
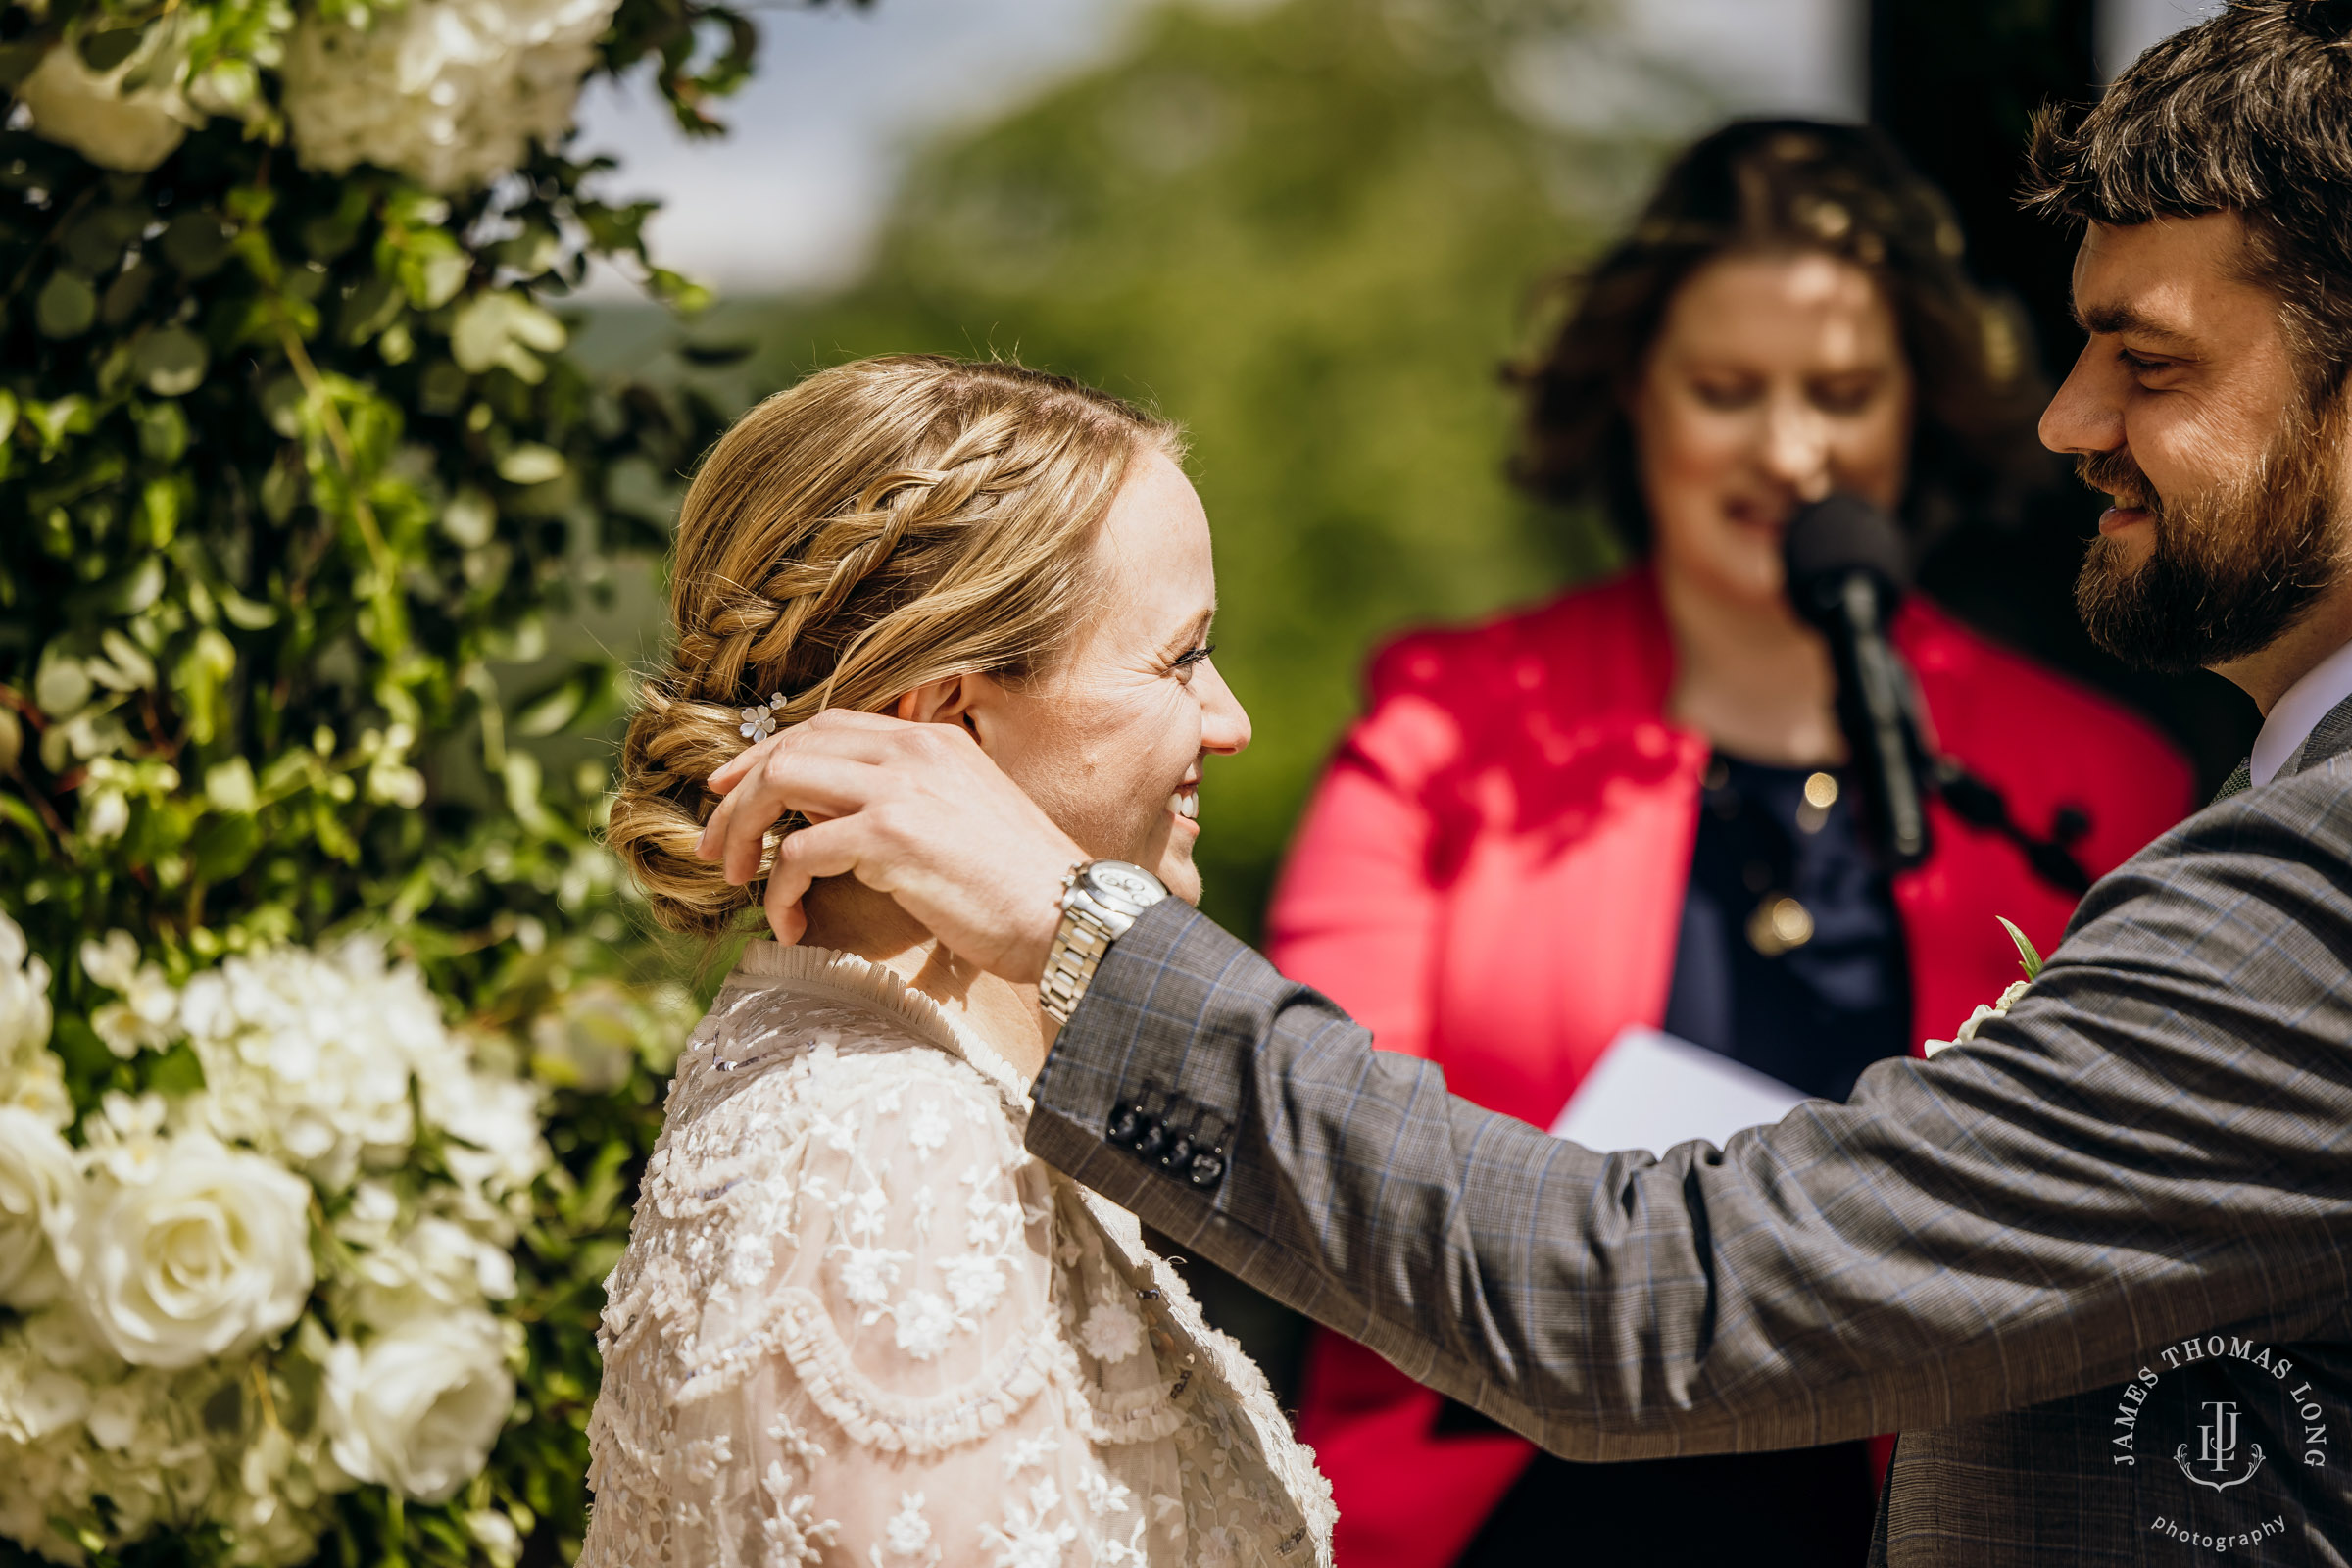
[738,693,785,743]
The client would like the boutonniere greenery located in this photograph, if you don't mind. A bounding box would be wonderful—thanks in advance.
[1925,917,2045,1057]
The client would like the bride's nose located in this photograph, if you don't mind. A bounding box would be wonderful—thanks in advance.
[1198,658,1251,756]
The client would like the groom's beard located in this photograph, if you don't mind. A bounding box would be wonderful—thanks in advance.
[2073,398,2347,673]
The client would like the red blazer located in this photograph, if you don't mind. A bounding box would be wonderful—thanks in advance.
[1265,566,2193,1568]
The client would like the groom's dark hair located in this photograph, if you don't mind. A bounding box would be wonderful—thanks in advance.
[2026,0,2352,398]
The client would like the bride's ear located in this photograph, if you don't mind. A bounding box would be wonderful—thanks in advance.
[892,673,993,745]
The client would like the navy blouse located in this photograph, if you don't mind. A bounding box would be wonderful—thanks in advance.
[1661,753,1914,1102]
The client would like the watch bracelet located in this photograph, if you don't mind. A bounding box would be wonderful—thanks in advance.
[1040,900,1118,1023]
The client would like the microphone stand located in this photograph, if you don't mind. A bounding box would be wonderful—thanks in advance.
[1788,495,2095,901]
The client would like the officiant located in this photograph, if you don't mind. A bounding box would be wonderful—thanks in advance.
[1263,120,2193,1568]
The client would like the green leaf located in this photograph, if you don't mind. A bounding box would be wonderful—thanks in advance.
[135,401,188,463]
[496,444,567,486]
[77,24,148,73]
[160,211,238,278]
[188,810,261,883]
[645,269,713,316]
[514,673,588,737]
[147,1041,208,1095]
[133,327,210,397]
[21,395,90,455]
[61,205,148,274]
[1997,916,2043,981]
[675,339,754,367]
[34,270,96,339]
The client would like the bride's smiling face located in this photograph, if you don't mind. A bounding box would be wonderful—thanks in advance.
[910,449,1250,905]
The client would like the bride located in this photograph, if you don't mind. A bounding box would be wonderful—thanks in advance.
[581,355,1335,1567]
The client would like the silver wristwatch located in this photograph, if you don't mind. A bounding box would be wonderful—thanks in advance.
[1039,859,1169,1023]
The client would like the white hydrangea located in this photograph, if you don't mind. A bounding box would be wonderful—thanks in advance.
[82,930,181,1059]
[420,1058,549,1238]
[169,936,439,1190]
[0,1322,101,1562]
[279,0,621,193]
[344,1212,519,1332]
[74,1362,221,1546]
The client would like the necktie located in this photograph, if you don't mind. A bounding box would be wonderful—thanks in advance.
[2211,758,2253,804]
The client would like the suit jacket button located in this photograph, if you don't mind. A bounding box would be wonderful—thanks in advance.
[1157,1132,1196,1171]
[1106,1104,1147,1149]
[1188,1151,1225,1190]
[1133,1117,1170,1159]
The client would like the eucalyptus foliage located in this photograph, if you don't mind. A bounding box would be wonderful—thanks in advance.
[0,0,810,1560]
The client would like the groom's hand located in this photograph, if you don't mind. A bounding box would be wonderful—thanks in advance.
[698,710,1079,983]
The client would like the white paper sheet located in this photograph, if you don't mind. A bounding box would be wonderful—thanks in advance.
[1546,1024,1816,1159]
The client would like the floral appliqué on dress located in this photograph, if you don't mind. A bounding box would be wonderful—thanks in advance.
[581,945,1335,1568]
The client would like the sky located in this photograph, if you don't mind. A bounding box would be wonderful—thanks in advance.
[570,0,2228,301]
[570,0,1867,299]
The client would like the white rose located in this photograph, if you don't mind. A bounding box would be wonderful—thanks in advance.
[70,1134,315,1369]
[324,1309,514,1502]
[0,1108,79,1307]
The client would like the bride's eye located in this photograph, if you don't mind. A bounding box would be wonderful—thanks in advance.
[1170,643,1216,680]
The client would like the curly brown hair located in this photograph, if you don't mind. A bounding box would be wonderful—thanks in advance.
[2025,0,2352,403]
[1510,119,2051,555]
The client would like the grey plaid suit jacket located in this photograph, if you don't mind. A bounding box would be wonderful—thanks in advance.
[1025,693,2352,1565]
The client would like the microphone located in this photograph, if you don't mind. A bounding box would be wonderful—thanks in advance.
[1782,495,1935,870]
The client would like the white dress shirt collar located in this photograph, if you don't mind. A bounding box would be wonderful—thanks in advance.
[2250,634,2352,787]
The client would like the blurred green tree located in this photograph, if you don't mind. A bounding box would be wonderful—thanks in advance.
[723,0,1670,938]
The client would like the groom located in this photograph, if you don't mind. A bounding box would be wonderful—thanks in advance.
[701,7,2352,1562]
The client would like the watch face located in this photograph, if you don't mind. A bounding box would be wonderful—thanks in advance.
[1085,861,1166,907]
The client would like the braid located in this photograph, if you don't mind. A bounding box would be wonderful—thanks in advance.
[604,355,1181,940]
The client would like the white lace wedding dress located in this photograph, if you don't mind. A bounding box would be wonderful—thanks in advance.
[580,942,1336,1568]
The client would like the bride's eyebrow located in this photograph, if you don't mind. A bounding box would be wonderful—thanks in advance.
[1155,610,1216,660]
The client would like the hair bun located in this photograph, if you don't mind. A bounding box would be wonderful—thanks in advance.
[2287,0,2352,43]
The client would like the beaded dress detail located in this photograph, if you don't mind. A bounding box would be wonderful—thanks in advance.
[581,943,1336,1568]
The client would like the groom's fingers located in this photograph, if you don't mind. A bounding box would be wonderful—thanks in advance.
[703,753,893,884]
[708,710,919,799]
[764,816,869,922]
[760,854,811,947]
[700,712,957,869]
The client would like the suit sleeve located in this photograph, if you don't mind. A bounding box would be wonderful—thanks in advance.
[1025,762,2352,1461]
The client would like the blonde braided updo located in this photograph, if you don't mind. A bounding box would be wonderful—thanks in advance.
[608,354,1181,937]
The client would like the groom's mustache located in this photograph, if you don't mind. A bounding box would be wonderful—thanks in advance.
[2076,448,2161,515]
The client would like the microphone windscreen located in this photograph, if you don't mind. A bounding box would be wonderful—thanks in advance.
[1784,494,1910,595]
